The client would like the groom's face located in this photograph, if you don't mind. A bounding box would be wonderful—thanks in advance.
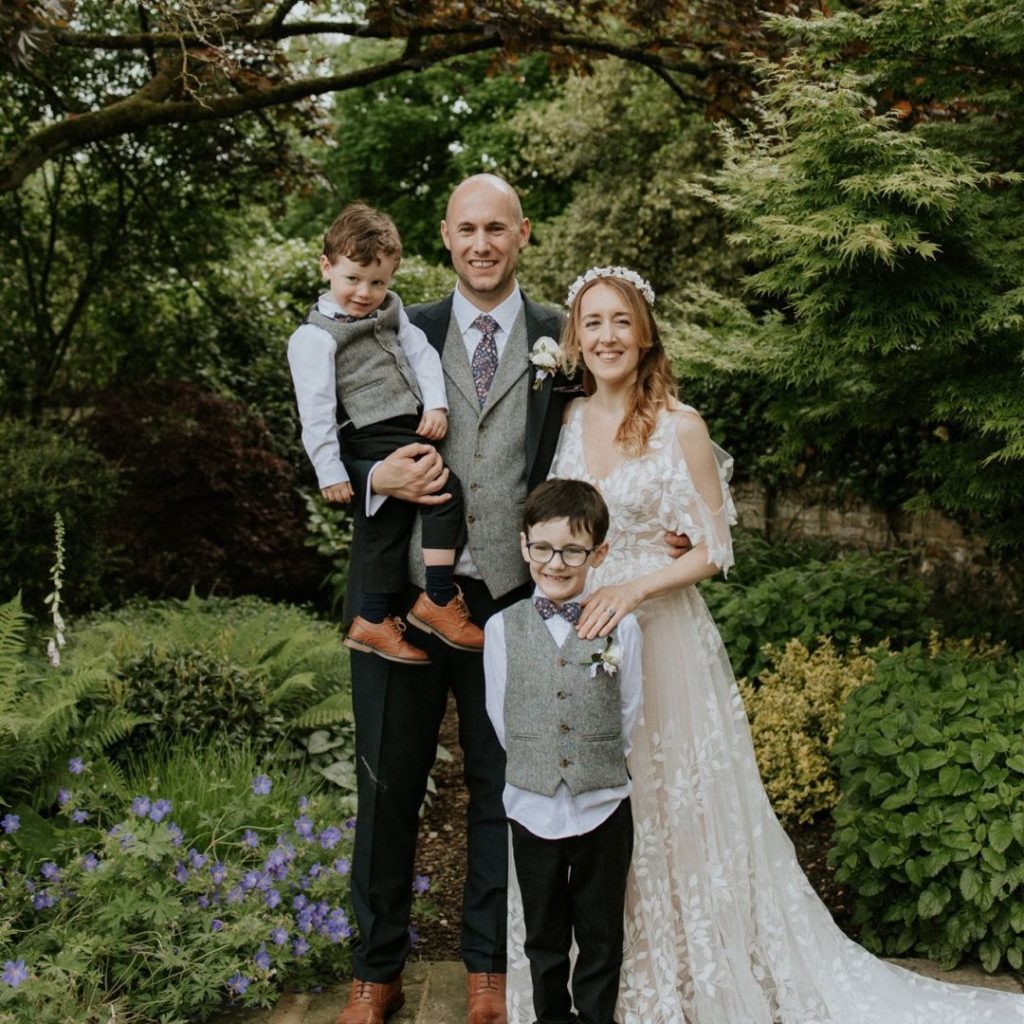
[441,180,531,308]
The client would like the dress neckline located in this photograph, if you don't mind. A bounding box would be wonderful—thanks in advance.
[570,400,680,485]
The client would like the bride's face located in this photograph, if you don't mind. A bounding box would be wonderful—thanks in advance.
[577,283,642,388]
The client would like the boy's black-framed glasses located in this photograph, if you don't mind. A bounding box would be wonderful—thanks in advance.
[524,542,594,567]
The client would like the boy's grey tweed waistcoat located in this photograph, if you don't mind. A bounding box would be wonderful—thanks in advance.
[502,599,628,797]
[305,290,421,430]
[408,307,531,597]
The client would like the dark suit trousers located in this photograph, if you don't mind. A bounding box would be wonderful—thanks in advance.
[510,798,633,1024]
[350,575,531,981]
[341,415,466,596]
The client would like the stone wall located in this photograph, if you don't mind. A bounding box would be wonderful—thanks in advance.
[732,482,990,571]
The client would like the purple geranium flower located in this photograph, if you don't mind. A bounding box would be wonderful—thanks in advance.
[269,926,288,946]
[1,959,29,988]
[211,918,224,932]
[243,829,260,848]
[68,757,85,775]
[241,870,261,891]
[32,890,56,910]
[253,945,271,972]
[149,799,173,823]
[173,862,189,884]
[71,809,89,824]
[0,814,19,834]
[226,972,250,996]
[252,775,272,796]
[209,861,227,885]
[130,796,151,818]
[40,862,60,882]
[188,848,208,870]
[166,822,184,846]
[264,888,282,909]
[318,826,342,850]
[333,857,351,876]
[293,815,314,840]
[226,885,245,905]
[413,874,430,894]
[81,852,100,871]
[292,936,309,957]
[57,789,72,807]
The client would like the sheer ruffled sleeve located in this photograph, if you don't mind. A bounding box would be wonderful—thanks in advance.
[658,410,737,576]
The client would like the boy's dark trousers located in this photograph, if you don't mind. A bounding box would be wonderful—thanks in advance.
[511,796,633,1024]
[340,414,465,595]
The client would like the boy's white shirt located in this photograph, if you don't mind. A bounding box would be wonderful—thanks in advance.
[363,286,525,584]
[484,586,644,841]
[287,291,448,489]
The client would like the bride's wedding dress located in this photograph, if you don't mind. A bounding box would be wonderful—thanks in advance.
[506,402,1022,1023]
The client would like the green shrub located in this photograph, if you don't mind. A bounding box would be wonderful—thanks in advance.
[829,639,1024,971]
[115,647,283,755]
[704,551,933,680]
[741,638,878,826]
[303,492,354,614]
[0,420,122,614]
[0,746,365,1022]
[0,596,141,800]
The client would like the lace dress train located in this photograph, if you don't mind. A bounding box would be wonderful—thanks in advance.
[506,404,1022,1024]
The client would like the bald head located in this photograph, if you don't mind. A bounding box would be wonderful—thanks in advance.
[440,173,531,310]
[445,174,524,223]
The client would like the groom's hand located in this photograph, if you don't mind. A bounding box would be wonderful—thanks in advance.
[371,443,452,505]
[666,531,692,558]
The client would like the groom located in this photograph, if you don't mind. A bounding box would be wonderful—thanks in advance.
[337,174,576,1024]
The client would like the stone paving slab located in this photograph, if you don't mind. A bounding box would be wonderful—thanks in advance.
[221,958,1022,1023]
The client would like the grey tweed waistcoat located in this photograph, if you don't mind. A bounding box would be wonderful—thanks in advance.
[407,307,531,597]
[305,290,421,430]
[502,600,628,797]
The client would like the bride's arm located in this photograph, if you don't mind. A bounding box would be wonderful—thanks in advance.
[577,411,726,640]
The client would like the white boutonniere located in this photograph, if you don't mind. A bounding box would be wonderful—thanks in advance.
[581,635,623,678]
[528,336,562,391]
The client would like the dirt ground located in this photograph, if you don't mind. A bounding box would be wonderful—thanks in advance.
[410,695,855,962]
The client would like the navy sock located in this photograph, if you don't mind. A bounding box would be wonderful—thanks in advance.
[425,565,456,606]
[360,592,390,624]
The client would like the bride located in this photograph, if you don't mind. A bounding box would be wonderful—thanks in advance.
[506,266,1022,1023]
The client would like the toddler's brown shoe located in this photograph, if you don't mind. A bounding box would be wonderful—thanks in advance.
[343,616,430,665]
[407,588,484,651]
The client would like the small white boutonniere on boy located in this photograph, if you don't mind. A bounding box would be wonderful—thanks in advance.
[528,336,562,391]
[581,635,623,678]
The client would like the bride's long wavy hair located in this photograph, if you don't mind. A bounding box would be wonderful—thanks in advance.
[560,276,677,456]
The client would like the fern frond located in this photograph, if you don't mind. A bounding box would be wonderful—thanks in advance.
[291,691,353,729]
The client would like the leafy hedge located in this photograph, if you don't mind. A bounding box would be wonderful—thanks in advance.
[742,639,877,827]
[829,639,1024,971]
[703,550,933,680]
[0,420,122,614]
[83,381,322,604]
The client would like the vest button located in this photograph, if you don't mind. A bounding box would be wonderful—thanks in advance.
[556,690,567,699]
[474,452,482,461]
[558,757,572,768]
[559,723,570,734]
[469,482,479,491]
[466,514,476,524]
[556,657,567,667]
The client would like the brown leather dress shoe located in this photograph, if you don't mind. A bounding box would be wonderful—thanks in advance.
[407,588,485,651]
[466,972,507,1024]
[343,616,431,665]
[336,977,405,1024]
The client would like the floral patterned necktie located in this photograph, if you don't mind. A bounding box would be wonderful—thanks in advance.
[470,314,499,408]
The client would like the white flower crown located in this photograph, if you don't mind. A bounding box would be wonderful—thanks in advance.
[565,266,656,308]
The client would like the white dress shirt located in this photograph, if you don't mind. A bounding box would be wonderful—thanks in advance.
[484,588,644,840]
[365,284,526,582]
[287,291,447,489]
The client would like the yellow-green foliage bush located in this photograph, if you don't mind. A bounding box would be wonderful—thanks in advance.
[741,638,878,827]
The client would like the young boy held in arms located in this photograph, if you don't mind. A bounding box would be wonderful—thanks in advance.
[287,202,482,664]
[484,478,642,1024]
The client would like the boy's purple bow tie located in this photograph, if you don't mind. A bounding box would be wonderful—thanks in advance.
[334,310,378,323]
[534,597,581,624]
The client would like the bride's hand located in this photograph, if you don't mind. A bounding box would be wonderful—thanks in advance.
[578,583,644,640]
